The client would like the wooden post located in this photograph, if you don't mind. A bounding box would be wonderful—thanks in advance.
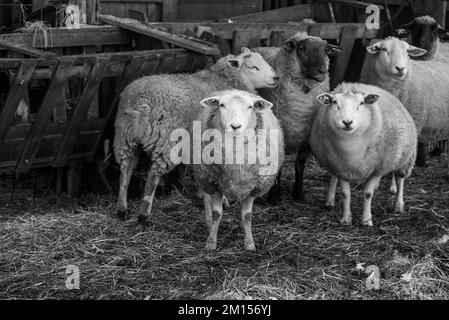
[67,162,83,197]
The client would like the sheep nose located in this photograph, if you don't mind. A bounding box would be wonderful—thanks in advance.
[273,75,279,82]
[396,66,405,73]
[343,120,353,128]
[231,124,242,131]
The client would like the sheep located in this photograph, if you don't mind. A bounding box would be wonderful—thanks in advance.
[360,37,449,184]
[114,48,279,225]
[253,32,343,203]
[194,89,284,250]
[397,15,449,166]
[398,15,448,61]
[310,83,417,226]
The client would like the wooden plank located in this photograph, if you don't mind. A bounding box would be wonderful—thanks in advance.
[330,25,359,89]
[15,59,75,174]
[146,22,378,40]
[232,30,262,54]
[0,61,37,146]
[162,0,178,21]
[0,38,56,57]
[270,30,285,47]
[53,57,111,167]
[177,0,262,21]
[0,26,130,49]
[223,4,313,23]
[98,14,220,55]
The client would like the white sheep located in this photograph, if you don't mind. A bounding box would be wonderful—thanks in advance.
[253,32,342,203]
[360,37,449,188]
[311,83,417,226]
[194,89,284,251]
[114,48,278,224]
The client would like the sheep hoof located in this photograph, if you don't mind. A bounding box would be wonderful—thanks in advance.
[340,218,352,226]
[362,220,373,227]
[205,241,217,251]
[389,186,398,194]
[244,242,256,251]
[138,214,150,226]
[395,204,405,214]
[117,209,129,220]
[325,201,335,210]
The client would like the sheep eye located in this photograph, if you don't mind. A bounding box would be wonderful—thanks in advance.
[219,103,224,108]
[360,101,364,105]
[250,66,259,71]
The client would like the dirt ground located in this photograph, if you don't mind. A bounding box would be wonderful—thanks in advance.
[0,155,448,300]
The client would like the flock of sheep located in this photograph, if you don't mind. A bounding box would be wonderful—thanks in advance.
[113,16,449,251]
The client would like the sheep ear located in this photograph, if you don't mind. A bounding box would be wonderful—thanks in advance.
[326,44,343,56]
[226,57,241,68]
[241,47,251,54]
[407,45,427,57]
[364,94,379,105]
[253,98,273,112]
[200,97,220,108]
[283,39,296,52]
[367,41,382,54]
[316,93,333,105]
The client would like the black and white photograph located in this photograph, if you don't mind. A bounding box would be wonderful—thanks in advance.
[0,0,448,306]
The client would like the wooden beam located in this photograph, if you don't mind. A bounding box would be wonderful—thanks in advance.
[98,14,220,56]
[0,26,129,49]
[0,61,37,146]
[0,38,55,57]
[53,57,111,167]
[221,4,313,23]
[15,59,76,174]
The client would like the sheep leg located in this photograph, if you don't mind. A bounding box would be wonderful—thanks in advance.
[389,173,397,194]
[416,142,427,167]
[292,145,311,202]
[325,175,338,209]
[138,170,161,226]
[266,169,282,205]
[340,180,352,225]
[394,175,405,213]
[204,192,223,251]
[241,196,256,251]
[117,155,139,220]
[362,176,381,227]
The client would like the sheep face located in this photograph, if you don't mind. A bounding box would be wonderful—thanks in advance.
[200,90,272,136]
[367,37,427,79]
[227,48,278,89]
[283,36,342,82]
[316,89,379,135]
[400,16,447,53]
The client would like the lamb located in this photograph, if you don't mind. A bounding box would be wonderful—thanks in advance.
[310,83,417,226]
[398,15,448,61]
[360,37,449,180]
[114,48,278,225]
[253,32,342,203]
[194,89,284,251]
